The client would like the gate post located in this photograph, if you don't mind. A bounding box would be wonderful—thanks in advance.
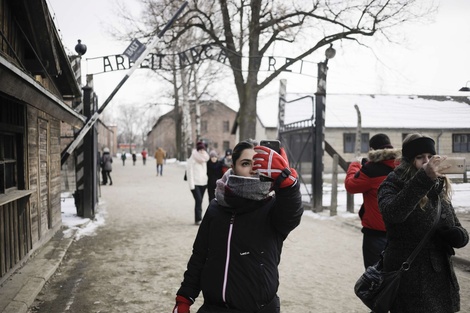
[312,45,335,212]
[81,85,96,218]
[313,61,327,212]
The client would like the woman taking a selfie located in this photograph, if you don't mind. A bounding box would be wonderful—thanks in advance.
[172,139,303,313]
[378,133,469,313]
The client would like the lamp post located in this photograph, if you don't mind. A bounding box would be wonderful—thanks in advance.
[312,44,335,212]
[73,39,87,87]
[459,81,470,92]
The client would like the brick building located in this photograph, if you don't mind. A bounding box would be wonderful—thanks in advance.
[147,100,237,159]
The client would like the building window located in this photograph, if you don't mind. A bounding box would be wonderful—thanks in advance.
[223,141,230,151]
[201,120,207,132]
[343,133,369,153]
[0,133,18,192]
[0,96,25,194]
[453,134,470,152]
[223,121,230,133]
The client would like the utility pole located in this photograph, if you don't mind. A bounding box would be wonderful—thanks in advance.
[354,104,362,158]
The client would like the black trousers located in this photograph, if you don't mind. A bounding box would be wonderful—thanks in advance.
[101,170,112,185]
[362,233,387,269]
[191,185,206,223]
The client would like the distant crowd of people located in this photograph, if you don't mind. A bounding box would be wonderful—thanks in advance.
[102,147,166,185]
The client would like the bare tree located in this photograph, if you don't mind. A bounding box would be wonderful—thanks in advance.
[115,102,144,152]
[165,0,436,140]
[113,0,226,159]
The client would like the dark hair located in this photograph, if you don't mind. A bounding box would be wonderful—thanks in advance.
[232,139,258,166]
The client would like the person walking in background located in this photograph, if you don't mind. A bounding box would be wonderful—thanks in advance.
[220,148,233,174]
[141,148,148,165]
[100,147,113,186]
[344,133,400,269]
[154,146,167,176]
[121,150,127,166]
[172,139,302,313]
[132,151,137,166]
[378,133,469,313]
[206,150,223,202]
[186,142,209,225]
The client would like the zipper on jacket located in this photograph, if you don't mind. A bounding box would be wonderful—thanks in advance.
[222,213,235,303]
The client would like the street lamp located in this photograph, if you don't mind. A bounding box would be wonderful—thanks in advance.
[75,39,87,56]
[459,81,470,92]
[325,44,336,63]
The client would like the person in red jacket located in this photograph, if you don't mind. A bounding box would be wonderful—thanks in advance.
[141,148,148,165]
[344,133,400,269]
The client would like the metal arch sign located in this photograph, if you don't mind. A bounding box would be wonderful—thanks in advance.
[85,43,319,76]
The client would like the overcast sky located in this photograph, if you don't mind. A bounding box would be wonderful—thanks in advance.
[47,0,470,124]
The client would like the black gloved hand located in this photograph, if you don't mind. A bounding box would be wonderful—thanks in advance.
[438,226,468,248]
[361,158,368,166]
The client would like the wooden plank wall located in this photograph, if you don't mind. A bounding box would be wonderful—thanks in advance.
[50,119,62,226]
[38,117,49,236]
[0,200,30,278]
[27,108,62,244]
[28,108,39,244]
[1,96,63,281]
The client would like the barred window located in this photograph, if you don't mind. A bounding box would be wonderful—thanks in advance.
[453,134,470,152]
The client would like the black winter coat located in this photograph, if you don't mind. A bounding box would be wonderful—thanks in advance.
[177,182,303,313]
[207,160,223,198]
[378,169,469,313]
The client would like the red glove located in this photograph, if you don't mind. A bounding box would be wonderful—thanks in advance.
[253,146,297,188]
[172,295,192,313]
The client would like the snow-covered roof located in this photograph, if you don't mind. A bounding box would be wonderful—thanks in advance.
[269,94,470,129]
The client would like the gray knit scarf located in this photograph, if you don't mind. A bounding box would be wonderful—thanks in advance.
[215,169,273,208]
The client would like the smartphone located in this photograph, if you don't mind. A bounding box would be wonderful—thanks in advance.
[260,140,281,153]
[440,157,466,174]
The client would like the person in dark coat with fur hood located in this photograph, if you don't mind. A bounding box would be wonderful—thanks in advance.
[172,140,303,313]
[345,133,400,269]
[100,147,113,185]
[378,133,469,313]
